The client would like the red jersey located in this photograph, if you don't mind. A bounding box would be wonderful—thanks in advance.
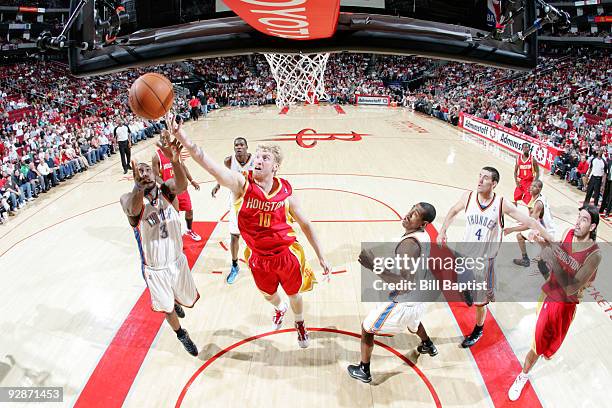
[156,149,174,181]
[236,171,297,256]
[542,229,599,303]
[517,154,535,181]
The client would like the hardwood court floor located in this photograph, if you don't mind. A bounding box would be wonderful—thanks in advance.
[0,105,610,408]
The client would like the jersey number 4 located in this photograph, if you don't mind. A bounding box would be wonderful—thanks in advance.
[475,228,482,241]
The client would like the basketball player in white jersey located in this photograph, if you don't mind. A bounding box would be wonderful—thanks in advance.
[120,131,199,356]
[348,202,438,383]
[211,137,254,284]
[437,166,549,347]
[504,180,556,267]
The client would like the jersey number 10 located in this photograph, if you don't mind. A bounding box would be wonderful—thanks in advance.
[259,213,272,228]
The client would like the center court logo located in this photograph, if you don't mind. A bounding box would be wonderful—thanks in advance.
[264,128,370,149]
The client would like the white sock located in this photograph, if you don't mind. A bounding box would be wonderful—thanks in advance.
[294,313,303,322]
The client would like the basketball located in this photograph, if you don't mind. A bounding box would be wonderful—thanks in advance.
[128,73,174,120]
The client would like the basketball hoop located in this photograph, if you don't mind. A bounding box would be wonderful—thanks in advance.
[264,53,330,109]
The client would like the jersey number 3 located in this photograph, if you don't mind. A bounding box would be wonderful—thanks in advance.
[160,224,169,239]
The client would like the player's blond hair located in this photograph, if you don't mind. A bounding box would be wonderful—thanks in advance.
[257,143,283,166]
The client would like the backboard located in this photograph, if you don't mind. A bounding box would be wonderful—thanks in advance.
[68,0,538,76]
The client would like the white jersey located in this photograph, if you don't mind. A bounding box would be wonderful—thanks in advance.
[230,153,254,174]
[461,191,504,259]
[531,193,556,236]
[134,188,183,268]
[392,229,431,304]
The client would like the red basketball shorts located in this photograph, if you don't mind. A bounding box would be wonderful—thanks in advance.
[514,178,533,205]
[245,242,315,296]
[533,294,576,359]
[177,191,192,212]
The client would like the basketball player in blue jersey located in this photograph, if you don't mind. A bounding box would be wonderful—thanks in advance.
[120,127,199,356]
[437,166,550,347]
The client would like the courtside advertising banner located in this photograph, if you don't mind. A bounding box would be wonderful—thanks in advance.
[459,112,562,170]
[222,0,340,40]
[355,94,391,106]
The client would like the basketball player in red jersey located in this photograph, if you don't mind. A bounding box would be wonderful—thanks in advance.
[169,119,331,348]
[508,205,601,401]
[514,142,539,206]
[152,134,202,242]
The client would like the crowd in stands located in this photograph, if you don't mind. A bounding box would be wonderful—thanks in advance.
[1,43,611,222]
[413,46,610,215]
[0,60,181,222]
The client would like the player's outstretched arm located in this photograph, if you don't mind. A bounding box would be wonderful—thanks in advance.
[437,191,470,246]
[288,194,331,280]
[211,157,231,197]
[502,199,553,242]
[166,113,245,198]
[504,201,544,235]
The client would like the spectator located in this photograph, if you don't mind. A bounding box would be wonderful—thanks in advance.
[114,121,132,174]
[583,148,607,207]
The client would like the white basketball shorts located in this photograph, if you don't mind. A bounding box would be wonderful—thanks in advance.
[143,253,199,313]
[362,302,426,336]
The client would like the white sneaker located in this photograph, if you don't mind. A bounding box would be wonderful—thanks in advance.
[185,230,202,241]
[272,301,288,330]
[508,372,529,401]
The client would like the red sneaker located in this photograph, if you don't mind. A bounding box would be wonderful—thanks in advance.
[295,320,310,348]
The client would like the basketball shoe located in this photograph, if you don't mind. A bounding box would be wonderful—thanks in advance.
[417,339,438,356]
[347,363,372,383]
[508,372,529,401]
[226,264,240,284]
[295,321,310,348]
[185,230,202,241]
[461,325,483,348]
[177,329,198,356]
[272,301,288,330]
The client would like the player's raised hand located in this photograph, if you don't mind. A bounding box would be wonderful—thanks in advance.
[156,131,183,163]
[165,112,179,134]
[165,112,192,148]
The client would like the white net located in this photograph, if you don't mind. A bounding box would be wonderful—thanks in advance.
[264,53,330,108]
